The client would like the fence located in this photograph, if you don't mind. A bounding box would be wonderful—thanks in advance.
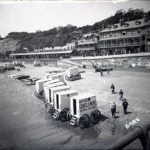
[107,123,150,150]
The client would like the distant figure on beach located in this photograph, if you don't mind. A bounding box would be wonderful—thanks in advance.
[107,69,109,74]
[100,70,103,76]
[111,83,115,94]
[122,99,128,114]
[119,89,123,100]
[111,102,116,119]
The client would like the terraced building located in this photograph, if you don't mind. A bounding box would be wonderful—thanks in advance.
[97,18,150,56]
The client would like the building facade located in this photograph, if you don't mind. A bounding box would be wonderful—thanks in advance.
[76,33,99,56]
[10,50,72,59]
[97,18,150,56]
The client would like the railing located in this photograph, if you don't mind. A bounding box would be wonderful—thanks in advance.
[107,123,150,150]
[98,42,141,48]
[77,47,95,51]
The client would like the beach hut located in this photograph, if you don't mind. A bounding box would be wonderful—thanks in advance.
[65,66,81,81]
[69,93,101,129]
[47,85,70,114]
[53,90,78,121]
[35,78,54,96]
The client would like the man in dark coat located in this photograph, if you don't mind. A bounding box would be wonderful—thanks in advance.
[119,89,123,100]
[111,83,115,94]
[111,102,116,119]
[100,70,103,76]
[122,99,129,114]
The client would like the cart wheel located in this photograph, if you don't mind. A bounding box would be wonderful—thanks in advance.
[34,91,38,97]
[77,74,81,79]
[67,111,71,122]
[70,76,73,81]
[60,108,69,122]
[49,105,55,115]
[91,110,101,124]
[65,75,69,81]
[79,114,90,129]
[60,111,66,122]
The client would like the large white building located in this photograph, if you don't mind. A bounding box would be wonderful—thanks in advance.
[97,18,150,56]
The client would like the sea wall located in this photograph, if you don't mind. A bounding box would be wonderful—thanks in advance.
[71,53,150,70]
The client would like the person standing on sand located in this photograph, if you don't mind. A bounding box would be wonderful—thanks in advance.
[111,83,115,94]
[119,89,123,100]
[100,70,103,76]
[122,99,128,114]
[111,102,116,119]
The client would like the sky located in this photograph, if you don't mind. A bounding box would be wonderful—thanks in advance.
[0,0,150,38]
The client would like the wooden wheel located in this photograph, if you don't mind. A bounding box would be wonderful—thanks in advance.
[65,75,69,81]
[77,74,81,79]
[90,110,101,124]
[79,114,90,129]
[48,105,55,115]
[60,108,69,122]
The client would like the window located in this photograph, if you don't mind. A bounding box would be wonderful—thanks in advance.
[135,21,141,25]
[88,98,91,101]
[137,29,141,34]
[122,31,126,36]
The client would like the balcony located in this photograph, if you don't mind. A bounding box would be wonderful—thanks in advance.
[77,47,95,51]
[98,42,141,48]
[100,34,141,41]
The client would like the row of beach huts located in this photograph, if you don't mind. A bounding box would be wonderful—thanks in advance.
[8,66,101,129]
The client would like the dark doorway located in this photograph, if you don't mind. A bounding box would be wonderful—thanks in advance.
[73,99,77,115]
[56,94,59,109]
[49,90,51,102]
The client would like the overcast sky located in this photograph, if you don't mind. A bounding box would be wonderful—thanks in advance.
[0,0,150,38]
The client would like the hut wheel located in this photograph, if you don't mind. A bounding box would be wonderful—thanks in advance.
[79,114,90,129]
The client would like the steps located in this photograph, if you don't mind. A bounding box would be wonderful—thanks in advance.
[52,110,59,119]
[69,116,77,126]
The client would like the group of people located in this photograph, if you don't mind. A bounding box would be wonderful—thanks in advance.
[110,83,129,119]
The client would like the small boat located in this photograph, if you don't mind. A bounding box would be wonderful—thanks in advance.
[17,75,30,80]
[24,78,40,85]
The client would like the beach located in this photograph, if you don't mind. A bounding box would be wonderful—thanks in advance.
[0,63,150,149]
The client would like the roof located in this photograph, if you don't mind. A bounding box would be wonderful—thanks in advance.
[50,85,70,91]
[72,93,96,101]
[51,72,64,77]
[10,50,73,56]
[37,78,52,83]
[56,89,78,96]
[46,82,64,89]
[43,79,60,86]
[100,19,150,33]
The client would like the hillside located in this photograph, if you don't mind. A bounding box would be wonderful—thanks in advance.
[1,8,150,54]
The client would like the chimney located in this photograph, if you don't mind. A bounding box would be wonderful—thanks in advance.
[120,18,124,26]
[144,13,148,22]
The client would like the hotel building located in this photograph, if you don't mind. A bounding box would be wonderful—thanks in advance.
[97,18,150,56]
[76,33,99,56]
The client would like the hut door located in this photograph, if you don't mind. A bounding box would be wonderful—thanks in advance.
[49,90,51,102]
[73,99,77,115]
[56,94,59,109]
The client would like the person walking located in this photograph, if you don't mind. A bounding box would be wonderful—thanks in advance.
[122,99,129,114]
[100,70,103,77]
[119,89,123,100]
[111,83,115,94]
[111,102,116,119]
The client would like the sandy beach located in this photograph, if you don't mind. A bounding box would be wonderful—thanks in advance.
[0,63,150,149]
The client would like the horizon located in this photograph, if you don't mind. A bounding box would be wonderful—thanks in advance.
[0,0,150,38]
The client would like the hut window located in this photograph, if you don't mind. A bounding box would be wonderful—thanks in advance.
[67,94,70,97]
